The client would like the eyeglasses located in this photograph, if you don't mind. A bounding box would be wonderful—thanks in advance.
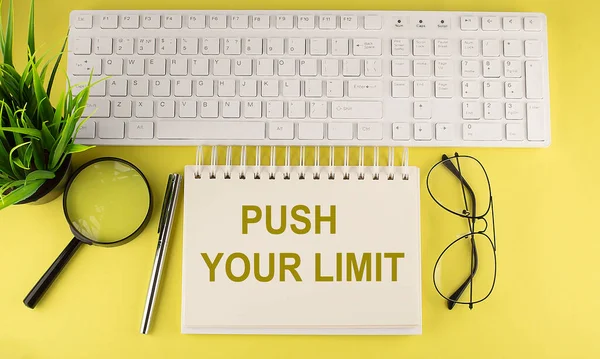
[426,153,497,310]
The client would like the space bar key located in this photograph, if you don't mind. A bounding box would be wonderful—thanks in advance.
[157,121,266,140]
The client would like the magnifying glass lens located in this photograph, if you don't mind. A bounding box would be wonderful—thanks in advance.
[65,160,151,243]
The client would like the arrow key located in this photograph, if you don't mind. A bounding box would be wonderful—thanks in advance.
[524,17,543,31]
[392,122,410,140]
[503,17,521,31]
[482,16,500,31]
[414,122,432,141]
[436,123,453,141]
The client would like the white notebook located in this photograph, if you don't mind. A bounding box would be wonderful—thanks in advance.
[181,149,422,335]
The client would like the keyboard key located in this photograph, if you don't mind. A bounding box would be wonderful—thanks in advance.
[252,15,270,29]
[358,123,383,140]
[435,123,453,141]
[309,101,328,119]
[109,79,128,97]
[181,38,198,55]
[283,79,301,97]
[483,81,502,99]
[278,59,296,76]
[298,15,315,29]
[322,59,339,77]
[434,39,451,56]
[213,59,231,76]
[244,100,262,118]
[341,15,358,30]
[505,81,523,99]
[128,122,154,139]
[525,40,542,58]
[391,81,409,98]
[460,16,478,31]
[266,101,284,118]
[503,17,521,31]
[230,15,248,29]
[413,101,431,119]
[73,14,93,29]
[342,59,361,77]
[269,122,294,139]
[304,80,323,97]
[137,38,156,55]
[116,37,134,54]
[288,101,306,118]
[95,37,113,55]
[482,60,501,78]
[461,39,478,57]
[348,80,382,98]
[142,15,160,29]
[98,121,125,139]
[300,59,318,76]
[126,58,144,75]
[71,57,102,76]
[156,100,175,117]
[276,15,293,29]
[174,79,192,97]
[392,123,410,140]
[332,101,382,119]
[482,40,500,57]
[288,38,306,55]
[157,121,266,140]
[121,15,139,29]
[524,17,542,31]
[526,103,544,140]
[262,80,279,97]
[135,100,153,118]
[331,39,349,56]
[328,123,353,140]
[72,77,106,97]
[353,39,382,56]
[200,100,219,118]
[170,58,188,76]
[364,59,382,77]
[298,123,324,140]
[267,38,285,55]
[148,58,166,75]
[83,99,110,117]
[506,123,525,141]
[413,60,431,77]
[482,16,500,31]
[504,60,522,78]
[462,80,480,98]
[391,59,410,77]
[435,60,452,77]
[326,80,343,98]
[188,15,206,29]
[525,61,544,99]
[462,102,481,119]
[414,122,432,140]
[245,38,263,55]
[414,81,431,98]
[223,100,241,118]
[113,100,132,117]
[218,79,236,97]
[435,81,452,98]
[310,38,328,55]
[463,123,502,141]
[506,102,524,120]
[503,40,522,57]
[191,58,209,76]
[72,38,92,55]
[257,59,274,76]
[202,38,220,55]
[153,79,170,97]
[364,15,382,30]
[159,37,177,55]
[413,39,431,56]
[76,121,95,139]
[164,15,182,29]
[209,15,227,29]
[319,15,337,29]
[234,59,253,76]
[391,38,410,56]
[179,100,197,118]
[484,102,503,120]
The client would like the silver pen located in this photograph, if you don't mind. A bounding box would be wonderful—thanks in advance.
[140,173,182,334]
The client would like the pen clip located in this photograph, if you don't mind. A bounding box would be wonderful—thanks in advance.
[158,174,175,233]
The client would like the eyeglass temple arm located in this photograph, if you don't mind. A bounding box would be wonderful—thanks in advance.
[447,243,479,310]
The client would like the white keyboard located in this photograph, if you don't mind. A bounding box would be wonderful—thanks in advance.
[68,10,551,147]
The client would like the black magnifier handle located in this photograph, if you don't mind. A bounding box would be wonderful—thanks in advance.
[24,238,83,309]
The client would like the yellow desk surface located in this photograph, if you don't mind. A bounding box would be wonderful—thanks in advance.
[2,0,599,358]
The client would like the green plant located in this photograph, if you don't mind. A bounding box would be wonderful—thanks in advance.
[0,0,98,210]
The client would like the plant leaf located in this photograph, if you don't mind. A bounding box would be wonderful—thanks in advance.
[47,32,68,97]
[41,122,55,149]
[25,169,54,182]
[0,127,42,138]
[0,179,44,210]
[27,0,35,63]
[51,91,66,137]
[31,139,44,170]
[65,143,92,154]
[31,60,55,125]
[3,0,14,66]
[9,141,30,175]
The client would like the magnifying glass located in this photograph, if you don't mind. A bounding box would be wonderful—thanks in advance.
[24,157,152,309]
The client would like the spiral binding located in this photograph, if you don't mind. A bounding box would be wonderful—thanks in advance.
[195,146,410,181]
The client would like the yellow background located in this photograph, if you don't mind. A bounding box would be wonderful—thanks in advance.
[1,0,599,358]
